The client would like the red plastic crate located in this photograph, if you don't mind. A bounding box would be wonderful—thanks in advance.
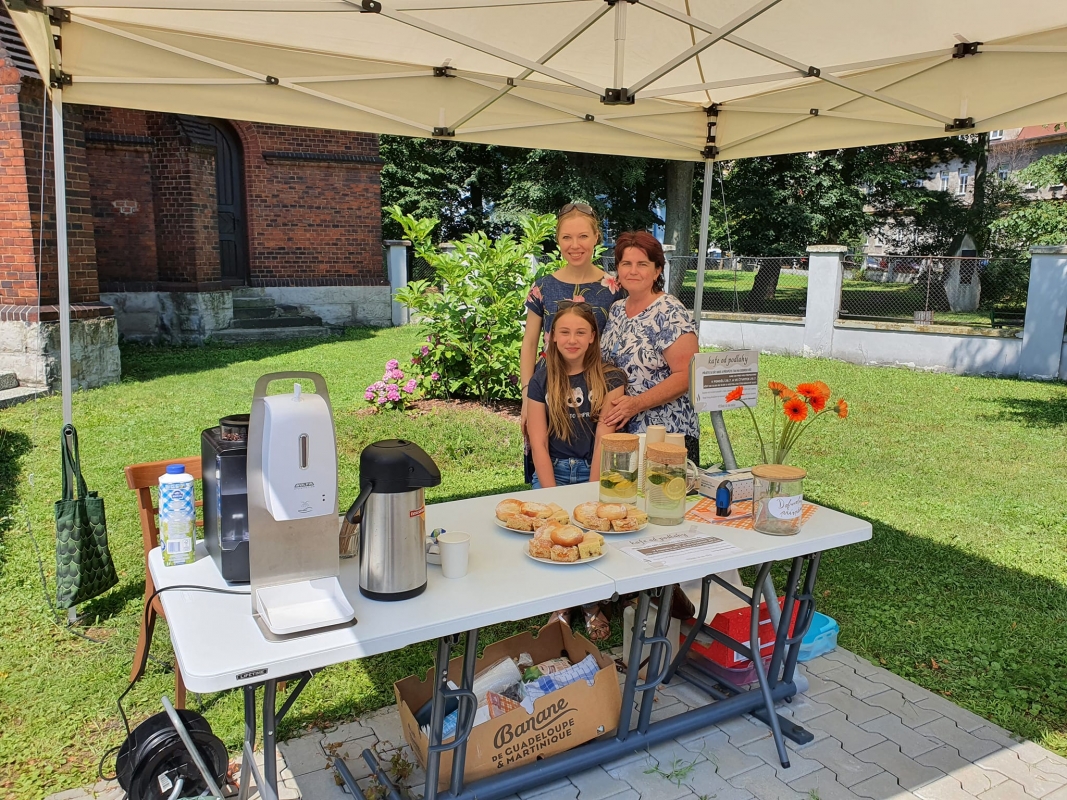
[685,597,799,668]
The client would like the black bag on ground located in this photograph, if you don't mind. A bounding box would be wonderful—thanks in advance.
[54,424,118,608]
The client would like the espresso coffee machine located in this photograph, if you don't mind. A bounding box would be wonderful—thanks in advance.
[344,440,441,600]
[201,414,251,583]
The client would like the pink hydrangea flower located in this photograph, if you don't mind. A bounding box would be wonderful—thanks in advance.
[421,345,430,356]
[386,359,399,370]
[364,390,375,401]
[404,379,417,393]
[376,395,387,405]
[431,372,440,381]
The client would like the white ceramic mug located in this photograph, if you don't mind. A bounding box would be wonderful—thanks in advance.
[645,425,666,445]
[664,432,685,448]
[438,531,471,579]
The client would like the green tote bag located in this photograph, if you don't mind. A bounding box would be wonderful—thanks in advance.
[55,424,118,609]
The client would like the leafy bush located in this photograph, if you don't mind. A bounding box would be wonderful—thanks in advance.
[391,206,559,402]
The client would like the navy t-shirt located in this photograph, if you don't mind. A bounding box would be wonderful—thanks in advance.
[528,367,626,461]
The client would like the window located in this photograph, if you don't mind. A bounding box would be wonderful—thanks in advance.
[939,171,949,191]
[914,178,925,188]
[957,174,970,195]
[997,163,1010,181]
[989,130,1004,141]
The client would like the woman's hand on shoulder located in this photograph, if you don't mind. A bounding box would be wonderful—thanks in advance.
[602,392,641,429]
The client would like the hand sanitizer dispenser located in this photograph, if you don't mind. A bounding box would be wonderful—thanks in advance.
[261,383,337,521]
[246,372,354,640]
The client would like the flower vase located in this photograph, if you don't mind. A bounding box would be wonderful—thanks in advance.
[751,464,806,536]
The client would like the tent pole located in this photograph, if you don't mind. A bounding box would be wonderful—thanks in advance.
[693,159,713,324]
[51,85,72,427]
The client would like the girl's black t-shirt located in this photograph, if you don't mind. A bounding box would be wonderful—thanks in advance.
[528,367,626,461]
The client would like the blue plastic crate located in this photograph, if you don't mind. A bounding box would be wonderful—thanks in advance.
[797,611,839,662]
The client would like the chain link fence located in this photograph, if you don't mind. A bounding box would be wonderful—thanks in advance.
[839,255,1027,328]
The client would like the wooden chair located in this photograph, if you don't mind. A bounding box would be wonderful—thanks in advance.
[125,457,203,708]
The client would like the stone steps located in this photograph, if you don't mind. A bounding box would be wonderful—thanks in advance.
[229,314,324,329]
[0,372,18,391]
[0,385,49,409]
[232,305,277,320]
[211,326,337,344]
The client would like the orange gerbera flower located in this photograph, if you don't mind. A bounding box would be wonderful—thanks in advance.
[836,398,849,419]
[795,382,824,403]
[780,387,796,400]
[783,397,808,423]
[768,381,790,397]
[809,394,827,413]
[813,381,831,402]
[726,386,744,403]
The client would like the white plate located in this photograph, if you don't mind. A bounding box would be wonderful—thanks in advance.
[524,549,605,566]
[573,519,648,534]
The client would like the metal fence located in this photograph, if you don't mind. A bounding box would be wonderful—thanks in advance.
[839,255,1026,328]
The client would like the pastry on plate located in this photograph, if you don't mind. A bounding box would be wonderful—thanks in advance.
[597,503,629,520]
[505,514,534,532]
[550,544,579,562]
[577,533,602,559]
[550,524,584,547]
[521,501,553,519]
[626,507,649,525]
[529,537,553,559]
[611,517,639,532]
[574,502,601,526]
[584,515,611,532]
[550,509,570,524]
[496,498,522,521]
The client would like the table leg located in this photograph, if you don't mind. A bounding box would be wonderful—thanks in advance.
[238,685,256,800]
[263,679,279,796]
[616,590,651,741]
[636,586,675,734]
[449,629,480,798]
[748,562,790,768]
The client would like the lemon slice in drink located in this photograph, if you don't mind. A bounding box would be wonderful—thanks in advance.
[664,477,687,501]
[613,479,634,494]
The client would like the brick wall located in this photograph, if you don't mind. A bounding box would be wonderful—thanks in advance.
[18,85,99,305]
[82,107,158,286]
[0,61,37,306]
[147,114,220,286]
[233,121,384,287]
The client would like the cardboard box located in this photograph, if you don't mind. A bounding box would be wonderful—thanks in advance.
[686,597,799,668]
[395,620,621,789]
[699,468,754,501]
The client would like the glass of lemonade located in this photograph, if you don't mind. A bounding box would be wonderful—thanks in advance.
[644,442,699,525]
[599,433,639,505]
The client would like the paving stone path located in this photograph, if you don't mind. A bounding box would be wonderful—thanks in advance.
[50,648,1067,800]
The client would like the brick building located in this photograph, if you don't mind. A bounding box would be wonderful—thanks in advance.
[0,10,388,391]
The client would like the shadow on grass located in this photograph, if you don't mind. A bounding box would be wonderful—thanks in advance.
[749,498,1067,747]
[79,579,147,625]
[120,328,377,383]
[985,395,1067,428]
[0,428,33,574]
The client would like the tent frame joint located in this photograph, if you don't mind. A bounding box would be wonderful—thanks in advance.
[702,145,720,159]
[952,42,982,59]
[604,0,638,6]
[432,127,455,137]
[806,66,821,78]
[359,0,382,12]
[809,108,819,116]
[945,116,975,132]
[434,66,456,78]
[49,69,72,89]
[601,88,634,105]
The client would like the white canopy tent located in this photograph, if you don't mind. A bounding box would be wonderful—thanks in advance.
[6,0,1067,425]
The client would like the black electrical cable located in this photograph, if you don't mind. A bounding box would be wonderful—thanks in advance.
[116,583,251,737]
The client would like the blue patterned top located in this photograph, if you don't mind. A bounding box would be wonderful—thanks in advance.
[601,293,699,438]
[525,273,623,349]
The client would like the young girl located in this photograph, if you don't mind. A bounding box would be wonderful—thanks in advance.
[526,303,626,488]
[527,303,624,641]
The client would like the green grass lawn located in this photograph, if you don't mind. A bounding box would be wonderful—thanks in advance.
[2,326,1066,797]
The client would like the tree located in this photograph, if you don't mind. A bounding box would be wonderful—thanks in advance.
[379,136,664,243]
[664,161,695,297]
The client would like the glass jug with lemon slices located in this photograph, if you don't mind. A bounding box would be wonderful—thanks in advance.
[599,433,640,504]
[644,442,699,525]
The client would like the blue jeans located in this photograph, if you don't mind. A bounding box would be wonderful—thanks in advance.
[532,458,591,488]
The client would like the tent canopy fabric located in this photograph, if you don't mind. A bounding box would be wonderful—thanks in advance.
[6,0,1067,162]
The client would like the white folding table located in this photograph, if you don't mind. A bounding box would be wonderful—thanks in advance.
[150,482,871,800]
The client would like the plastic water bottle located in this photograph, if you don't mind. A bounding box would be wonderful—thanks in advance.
[159,464,196,566]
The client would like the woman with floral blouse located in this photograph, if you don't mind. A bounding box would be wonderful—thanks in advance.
[601,230,701,463]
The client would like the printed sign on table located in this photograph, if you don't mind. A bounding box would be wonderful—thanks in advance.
[689,350,759,413]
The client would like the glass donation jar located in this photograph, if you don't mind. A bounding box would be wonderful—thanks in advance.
[751,464,806,536]
[644,442,699,525]
[599,433,640,504]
